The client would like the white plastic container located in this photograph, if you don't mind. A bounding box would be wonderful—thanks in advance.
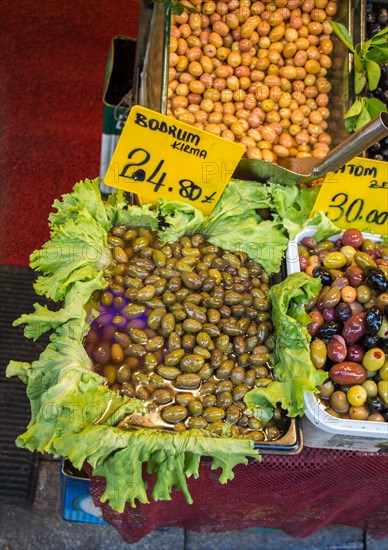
[286,226,388,453]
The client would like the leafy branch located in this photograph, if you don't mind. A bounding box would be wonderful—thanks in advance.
[329,21,388,132]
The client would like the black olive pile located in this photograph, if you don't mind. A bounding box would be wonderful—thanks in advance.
[365,1,388,161]
[84,226,285,441]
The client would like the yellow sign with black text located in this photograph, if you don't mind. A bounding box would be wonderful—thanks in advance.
[104,106,245,215]
[311,157,388,234]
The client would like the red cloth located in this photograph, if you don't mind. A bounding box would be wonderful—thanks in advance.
[86,447,388,543]
[0,0,140,266]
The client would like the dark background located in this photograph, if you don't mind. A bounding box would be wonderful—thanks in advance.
[0,0,140,266]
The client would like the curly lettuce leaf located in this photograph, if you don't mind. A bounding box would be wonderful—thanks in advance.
[115,202,159,230]
[49,178,112,231]
[30,215,111,302]
[157,199,205,241]
[94,429,258,511]
[307,211,342,242]
[13,276,105,341]
[245,272,325,422]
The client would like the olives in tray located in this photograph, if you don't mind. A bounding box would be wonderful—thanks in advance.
[84,225,279,441]
[299,228,388,422]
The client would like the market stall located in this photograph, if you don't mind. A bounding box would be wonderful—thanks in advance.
[5,0,388,544]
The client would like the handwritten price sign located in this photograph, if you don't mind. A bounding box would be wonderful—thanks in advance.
[311,157,388,234]
[104,106,245,215]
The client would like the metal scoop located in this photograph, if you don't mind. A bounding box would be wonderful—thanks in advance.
[234,112,388,186]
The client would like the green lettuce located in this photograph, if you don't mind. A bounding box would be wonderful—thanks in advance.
[7,179,260,511]
[245,272,326,423]
[157,198,205,241]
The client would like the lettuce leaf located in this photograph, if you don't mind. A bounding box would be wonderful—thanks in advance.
[245,272,326,422]
[13,277,104,341]
[157,199,205,241]
[115,202,159,230]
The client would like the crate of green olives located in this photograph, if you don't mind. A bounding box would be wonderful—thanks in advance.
[287,226,388,452]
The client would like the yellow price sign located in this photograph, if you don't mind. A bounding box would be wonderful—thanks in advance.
[311,157,388,234]
[104,105,245,215]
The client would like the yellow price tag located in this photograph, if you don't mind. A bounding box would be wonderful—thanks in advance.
[104,105,245,215]
[311,157,388,234]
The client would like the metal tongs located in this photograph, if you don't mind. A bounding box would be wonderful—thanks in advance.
[234,112,388,186]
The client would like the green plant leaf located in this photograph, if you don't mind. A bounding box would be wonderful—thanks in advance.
[354,106,372,131]
[365,59,381,91]
[354,71,366,94]
[329,21,355,53]
[344,97,364,119]
[353,50,363,73]
[368,45,388,64]
[345,115,358,133]
[369,27,388,45]
[366,97,388,118]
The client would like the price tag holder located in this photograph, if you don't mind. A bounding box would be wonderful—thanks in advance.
[104,105,245,215]
[311,157,388,234]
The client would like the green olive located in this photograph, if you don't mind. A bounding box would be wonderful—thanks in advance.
[162,405,188,424]
[165,349,186,366]
[216,391,233,409]
[176,373,201,388]
[182,318,203,333]
[310,339,327,369]
[202,406,225,423]
[354,251,377,270]
[157,365,181,380]
[225,404,241,424]
[188,400,203,416]
[216,359,235,378]
[187,417,208,429]
[180,354,205,373]
[322,252,347,269]
[151,389,174,405]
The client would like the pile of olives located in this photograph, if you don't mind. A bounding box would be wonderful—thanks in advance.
[298,228,388,422]
[84,226,285,441]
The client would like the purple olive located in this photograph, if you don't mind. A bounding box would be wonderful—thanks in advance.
[301,236,316,250]
[342,312,366,344]
[342,229,363,249]
[299,255,309,271]
[346,344,364,363]
[345,265,365,287]
[327,335,347,363]
[323,308,336,321]
[334,302,352,321]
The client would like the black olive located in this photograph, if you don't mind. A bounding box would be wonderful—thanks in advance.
[369,142,382,155]
[334,302,352,322]
[366,306,383,336]
[317,320,343,339]
[366,12,376,24]
[378,8,388,26]
[366,396,384,414]
[312,266,331,286]
[364,267,387,293]
[359,333,380,350]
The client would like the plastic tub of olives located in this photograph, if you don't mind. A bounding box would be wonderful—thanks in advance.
[286,226,388,453]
